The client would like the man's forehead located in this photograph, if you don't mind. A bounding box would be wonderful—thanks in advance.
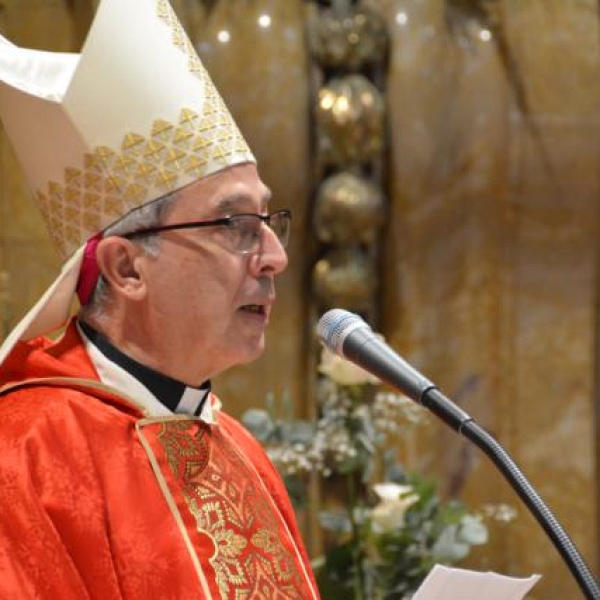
[214,192,272,213]
[169,173,272,218]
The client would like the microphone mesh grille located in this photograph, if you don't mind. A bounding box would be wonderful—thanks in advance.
[317,309,364,353]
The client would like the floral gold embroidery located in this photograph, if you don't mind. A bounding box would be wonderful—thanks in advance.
[157,421,306,600]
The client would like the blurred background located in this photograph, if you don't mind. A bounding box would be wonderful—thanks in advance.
[0,0,598,597]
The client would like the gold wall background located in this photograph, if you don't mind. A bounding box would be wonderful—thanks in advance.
[0,1,598,598]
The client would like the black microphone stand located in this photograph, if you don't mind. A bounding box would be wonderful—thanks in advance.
[422,386,600,600]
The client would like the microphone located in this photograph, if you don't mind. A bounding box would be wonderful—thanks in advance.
[317,308,473,432]
[317,308,600,599]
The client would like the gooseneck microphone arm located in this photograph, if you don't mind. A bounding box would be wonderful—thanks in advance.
[317,309,600,600]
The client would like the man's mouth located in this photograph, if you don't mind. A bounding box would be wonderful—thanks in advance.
[241,304,266,315]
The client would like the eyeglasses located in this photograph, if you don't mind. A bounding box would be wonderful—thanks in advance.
[121,209,291,255]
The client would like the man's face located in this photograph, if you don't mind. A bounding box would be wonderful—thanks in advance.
[143,163,288,384]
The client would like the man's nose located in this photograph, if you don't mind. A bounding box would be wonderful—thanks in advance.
[253,224,289,275]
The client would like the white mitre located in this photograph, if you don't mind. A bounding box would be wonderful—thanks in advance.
[0,0,255,365]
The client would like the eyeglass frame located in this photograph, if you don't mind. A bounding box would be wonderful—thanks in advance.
[119,208,292,255]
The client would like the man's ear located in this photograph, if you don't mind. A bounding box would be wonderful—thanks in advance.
[95,237,148,300]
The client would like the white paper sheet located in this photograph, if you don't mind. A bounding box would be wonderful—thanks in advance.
[412,564,541,600]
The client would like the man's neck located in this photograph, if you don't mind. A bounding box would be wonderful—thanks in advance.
[78,319,210,416]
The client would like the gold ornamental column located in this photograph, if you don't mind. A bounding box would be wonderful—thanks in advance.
[307,0,388,330]
[304,0,389,556]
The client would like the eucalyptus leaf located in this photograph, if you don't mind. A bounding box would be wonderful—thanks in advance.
[431,525,470,562]
[319,509,352,534]
[280,420,315,445]
[458,515,488,545]
[240,408,275,442]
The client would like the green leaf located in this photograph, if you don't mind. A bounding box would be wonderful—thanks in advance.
[280,420,315,445]
[319,509,352,534]
[240,408,275,442]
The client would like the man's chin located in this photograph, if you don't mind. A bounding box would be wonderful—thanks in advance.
[242,339,266,364]
[221,335,266,370]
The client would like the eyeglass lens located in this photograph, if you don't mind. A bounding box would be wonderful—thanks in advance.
[234,212,290,253]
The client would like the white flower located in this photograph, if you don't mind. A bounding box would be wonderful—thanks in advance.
[482,503,517,523]
[370,482,419,533]
[318,346,380,386]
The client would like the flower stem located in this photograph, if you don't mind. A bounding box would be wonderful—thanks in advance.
[347,473,366,600]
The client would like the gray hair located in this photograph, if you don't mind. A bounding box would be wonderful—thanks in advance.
[79,190,179,322]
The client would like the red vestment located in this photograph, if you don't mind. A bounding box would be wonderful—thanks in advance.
[0,322,320,599]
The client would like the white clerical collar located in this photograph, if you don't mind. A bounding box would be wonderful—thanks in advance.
[77,320,216,423]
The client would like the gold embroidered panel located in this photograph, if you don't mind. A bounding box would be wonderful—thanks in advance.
[157,421,307,599]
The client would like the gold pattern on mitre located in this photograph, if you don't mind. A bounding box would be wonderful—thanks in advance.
[36,104,251,259]
[157,0,203,78]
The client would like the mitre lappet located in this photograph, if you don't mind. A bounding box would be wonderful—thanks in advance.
[0,0,255,366]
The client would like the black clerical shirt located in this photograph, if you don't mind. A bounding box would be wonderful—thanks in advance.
[78,320,210,417]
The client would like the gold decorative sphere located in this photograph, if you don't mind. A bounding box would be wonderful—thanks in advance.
[314,171,385,244]
[312,246,376,311]
[316,74,385,167]
[312,5,388,70]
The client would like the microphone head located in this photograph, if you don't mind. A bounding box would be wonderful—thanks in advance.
[317,308,372,354]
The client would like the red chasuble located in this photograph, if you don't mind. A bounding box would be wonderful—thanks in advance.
[0,322,320,599]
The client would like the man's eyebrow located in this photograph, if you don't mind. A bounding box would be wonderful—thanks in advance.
[215,192,273,214]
